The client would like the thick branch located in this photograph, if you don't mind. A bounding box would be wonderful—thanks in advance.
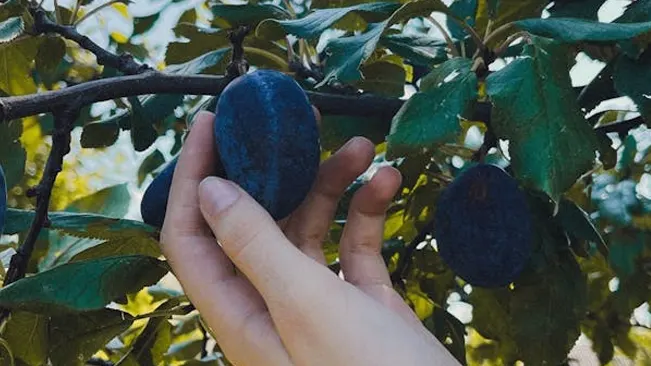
[0,102,81,322]
[0,72,404,121]
[31,6,149,75]
[0,72,643,134]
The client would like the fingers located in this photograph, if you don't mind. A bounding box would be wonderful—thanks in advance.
[339,166,401,288]
[338,166,423,326]
[160,111,291,366]
[283,137,375,264]
[197,176,322,301]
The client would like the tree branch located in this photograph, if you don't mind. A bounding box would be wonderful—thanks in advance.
[0,71,644,136]
[0,72,404,122]
[31,6,149,75]
[0,100,82,323]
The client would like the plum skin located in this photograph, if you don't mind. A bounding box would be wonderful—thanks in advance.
[434,163,533,287]
[213,69,320,221]
[140,158,178,229]
[0,165,5,235]
[141,69,320,227]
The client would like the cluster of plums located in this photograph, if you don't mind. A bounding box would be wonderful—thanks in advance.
[144,69,535,288]
[140,69,321,229]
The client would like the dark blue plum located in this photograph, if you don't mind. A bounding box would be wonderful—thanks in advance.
[434,163,533,287]
[0,165,6,235]
[214,69,320,220]
[140,157,178,228]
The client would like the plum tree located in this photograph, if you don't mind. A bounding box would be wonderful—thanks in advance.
[213,69,320,221]
[140,69,320,227]
[434,163,533,287]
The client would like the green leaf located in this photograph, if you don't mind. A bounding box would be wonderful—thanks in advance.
[133,13,160,35]
[0,120,25,190]
[70,236,162,263]
[475,0,547,43]
[614,50,651,122]
[79,120,120,148]
[615,0,651,23]
[608,231,645,278]
[65,183,131,218]
[138,150,166,186]
[3,311,48,366]
[0,0,28,22]
[356,58,406,97]
[49,309,134,366]
[320,21,388,84]
[319,0,451,85]
[211,3,291,29]
[419,57,474,91]
[446,0,477,40]
[320,115,390,151]
[485,36,598,202]
[128,96,158,152]
[165,25,230,65]
[386,58,477,158]
[0,16,23,43]
[379,33,448,66]
[256,2,401,40]
[514,18,651,43]
[0,255,168,314]
[81,93,184,149]
[127,299,179,366]
[547,0,605,20]
[423,307,467,365]
[509,250,587,364]
[556,198,607,256]
[35,36,66,77]
[4,209,157,239]
[0,36,41,95]
[164,47,230,75]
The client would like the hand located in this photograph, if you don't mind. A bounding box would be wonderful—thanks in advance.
[159,110,460,366]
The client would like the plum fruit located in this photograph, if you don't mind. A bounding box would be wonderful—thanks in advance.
[0,165,5,235]
[140,157,178,229]
[213,69,320,221]
[141,69,320,228]
[434,163,533,287]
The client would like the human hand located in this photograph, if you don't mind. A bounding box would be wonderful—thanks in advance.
[160,110,460,366]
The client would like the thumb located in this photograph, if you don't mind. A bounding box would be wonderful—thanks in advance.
[197,176,311,295]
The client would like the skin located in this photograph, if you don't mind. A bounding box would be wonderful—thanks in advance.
[159,109,461,366]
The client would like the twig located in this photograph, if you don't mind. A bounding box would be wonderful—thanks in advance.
[446,15,484,52]
[0,100,83,323]
[75,0,126,26]
[70,0,82,24]
[390,220,435,289]
[31,6,149,75]
[494,31,530,57]
[595,116,647,135]
[225,25,251,80]
[483,22,515,47]
[427,16,459,57]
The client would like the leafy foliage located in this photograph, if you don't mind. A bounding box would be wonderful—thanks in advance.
[0,0,649,365]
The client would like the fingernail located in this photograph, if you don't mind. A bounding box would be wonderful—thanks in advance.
[199,176,240,216]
